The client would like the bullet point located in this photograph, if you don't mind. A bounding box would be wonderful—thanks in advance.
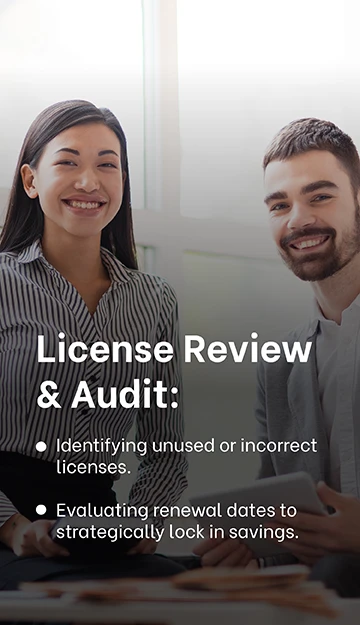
[36,505,47,516]
[35,441,47,452]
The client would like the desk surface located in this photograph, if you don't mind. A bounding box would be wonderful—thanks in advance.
[0,595,359,624]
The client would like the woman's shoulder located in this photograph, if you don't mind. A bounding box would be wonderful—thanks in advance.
[120,264,178,305]
[103,249,178,305]
[0,241,41,271]
[0,250,19,261]
[0,251,21,272]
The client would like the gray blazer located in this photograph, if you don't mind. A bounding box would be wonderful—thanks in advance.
[255,318,325,566]
[256,318,329,484]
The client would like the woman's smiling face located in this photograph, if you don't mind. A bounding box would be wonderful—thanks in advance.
[21,122,125,242]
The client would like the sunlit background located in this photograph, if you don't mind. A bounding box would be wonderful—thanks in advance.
[1,0,358,506]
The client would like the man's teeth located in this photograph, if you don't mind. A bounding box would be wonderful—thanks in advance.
[293,237,326,250]
[67,200,102,209]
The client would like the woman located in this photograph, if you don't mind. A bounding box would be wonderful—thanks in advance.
[0,100,187,588]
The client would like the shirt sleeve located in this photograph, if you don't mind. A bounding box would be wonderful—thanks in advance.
[128,281,188,525]
[0,490,19,528]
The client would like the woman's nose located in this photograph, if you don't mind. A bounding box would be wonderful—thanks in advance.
[74,169,100,193]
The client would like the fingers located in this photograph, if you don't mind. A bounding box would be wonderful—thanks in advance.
[272,506,332,535]
[13,542,42,558]
[268,522,335,551]
[215,543,253,568]
[127,539,157,555]
[282,540,328,560]
[36,534,70,558]
[193,536,224,557]
[273,511,329,532]
[142,540,157,554]
[33,521,70,558]
[127,538,146,555]
[291,530,336,551]
[316,482,346,510]
[196,538,252,567]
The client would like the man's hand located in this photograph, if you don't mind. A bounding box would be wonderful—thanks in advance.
[268,482,360,565]
[193,536,253,567]
[1,514,70,558]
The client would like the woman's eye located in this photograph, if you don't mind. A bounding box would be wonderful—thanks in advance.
[56,160,76,166]
[99,162,117,168]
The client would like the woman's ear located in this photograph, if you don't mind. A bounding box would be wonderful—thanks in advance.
[21,164,38,199]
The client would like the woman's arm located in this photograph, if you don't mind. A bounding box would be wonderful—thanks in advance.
[128,282,188,521]
[0,513,31,549]
[0,492,69,557]
[0,490,20,534]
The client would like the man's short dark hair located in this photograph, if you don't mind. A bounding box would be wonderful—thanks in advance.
[263,118,360,192]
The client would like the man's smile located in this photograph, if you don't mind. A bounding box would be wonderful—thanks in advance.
[289,235,331,252]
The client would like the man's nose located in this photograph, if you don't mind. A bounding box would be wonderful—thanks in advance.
[74,168,100,193]
[287,203,316,230]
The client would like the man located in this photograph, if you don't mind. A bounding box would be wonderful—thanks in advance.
[195,119,360,596]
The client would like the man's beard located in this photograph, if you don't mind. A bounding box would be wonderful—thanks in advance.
[279,202,360,282]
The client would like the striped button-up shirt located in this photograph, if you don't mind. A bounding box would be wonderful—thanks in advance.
[0,239,188,526]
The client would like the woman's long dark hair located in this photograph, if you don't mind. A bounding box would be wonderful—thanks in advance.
[0,100,138,269]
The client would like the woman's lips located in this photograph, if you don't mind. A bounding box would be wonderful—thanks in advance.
[62,199,107,216]
[63,199,106,210]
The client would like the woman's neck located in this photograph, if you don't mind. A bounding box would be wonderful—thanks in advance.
[41,231,108,285]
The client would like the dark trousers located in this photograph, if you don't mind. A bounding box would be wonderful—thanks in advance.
[0,451,185,591]
[309,553,360,597]
[0,544,185,590]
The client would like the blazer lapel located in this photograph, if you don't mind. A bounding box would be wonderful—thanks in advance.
[287,323,329,483]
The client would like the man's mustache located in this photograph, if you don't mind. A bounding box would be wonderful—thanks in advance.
[280,227,336,250]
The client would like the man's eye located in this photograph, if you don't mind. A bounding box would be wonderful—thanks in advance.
[270,203,288,212]
[312,194,332,202]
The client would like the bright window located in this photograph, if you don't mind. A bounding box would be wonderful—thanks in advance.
[0,0,145,211]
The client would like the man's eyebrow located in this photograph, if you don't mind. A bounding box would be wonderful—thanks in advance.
[300,180,338,195]
[264,180,339,205]
[264,190,288,205]
[54,148,119,157]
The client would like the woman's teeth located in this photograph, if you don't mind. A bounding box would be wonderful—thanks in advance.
[66,200,103,209]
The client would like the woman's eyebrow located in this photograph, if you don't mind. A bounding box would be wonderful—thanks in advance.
[98,149,119,157]
[55,148,79,155]
[54,148,119,157]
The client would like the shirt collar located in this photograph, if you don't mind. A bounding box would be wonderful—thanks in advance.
[311,292,360,323]
[100,247,132,285]
[17,238,132,285]
[17,239,43,264]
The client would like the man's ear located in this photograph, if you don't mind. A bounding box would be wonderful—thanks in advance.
[20,164,38,199]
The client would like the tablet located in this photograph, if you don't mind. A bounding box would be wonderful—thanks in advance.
[190,472,327,558]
